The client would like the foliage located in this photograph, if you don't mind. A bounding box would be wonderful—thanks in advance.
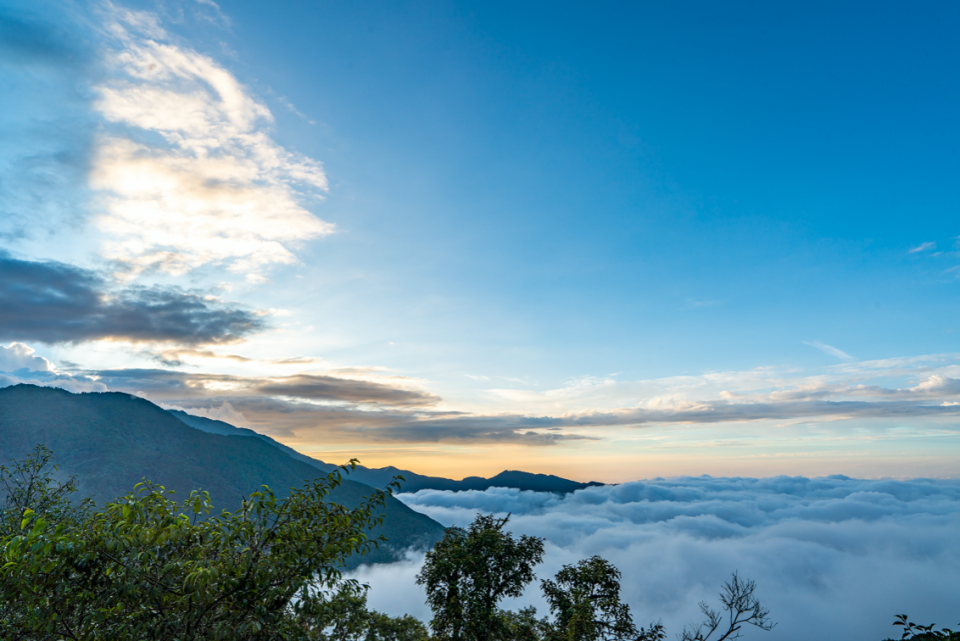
[416,514,545,641]
[679,573,775,641]
[0,384,446,567]
[496,607,553,641]
[308,583,431,641]
[541,555,663,641]
[0,445,93,538]
[0,446,398,640]
[887,614,960,641]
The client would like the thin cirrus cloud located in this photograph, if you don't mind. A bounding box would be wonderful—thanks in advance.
[0,253,265,345]
[908,241,936,253]
[90,5,333,279]
[803,340,854,361]
[349,477,960,641]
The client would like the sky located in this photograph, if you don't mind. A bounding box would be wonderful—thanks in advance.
[1,0,959,481]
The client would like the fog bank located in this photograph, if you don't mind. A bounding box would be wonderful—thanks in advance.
[347,475,960,641]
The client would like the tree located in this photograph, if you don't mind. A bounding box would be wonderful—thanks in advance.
[541,555,664,641]
[364,610,431,641]
[308,582,431,641]
[679,572,775,641]
[0,445,92,538]
[416,514,546,641]
[0,447,398,640]
[497,606,553,641]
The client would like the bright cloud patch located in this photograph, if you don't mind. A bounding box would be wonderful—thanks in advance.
[91,8,332,278]
[347,477,960,641]
[0,343,54,373]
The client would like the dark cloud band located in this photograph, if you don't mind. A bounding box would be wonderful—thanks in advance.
[0,254,265,345]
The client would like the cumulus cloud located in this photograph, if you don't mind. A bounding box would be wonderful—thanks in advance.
[348,477,960,641]
[91,5,332,278]
[0,342,54,373]
[0,253,265,344]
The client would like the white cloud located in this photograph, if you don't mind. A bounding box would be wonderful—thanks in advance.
[91,9,333,278]
[348,477,960,641]
[163,400,248,426]
[909,242,936,253]
[803,341,854,361]
[0,343,55,373]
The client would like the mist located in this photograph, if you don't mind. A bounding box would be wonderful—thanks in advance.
[347,476,960,641]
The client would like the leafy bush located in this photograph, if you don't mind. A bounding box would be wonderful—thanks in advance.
[0,446,397,640]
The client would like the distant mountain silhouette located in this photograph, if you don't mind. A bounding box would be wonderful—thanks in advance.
[0,384,445,567]
[170,410,605,494]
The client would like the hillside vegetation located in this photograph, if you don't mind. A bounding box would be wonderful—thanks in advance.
[0,384,445,565]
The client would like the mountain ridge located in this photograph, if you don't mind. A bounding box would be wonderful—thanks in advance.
[0,384,445,568]
[169,410,605,494]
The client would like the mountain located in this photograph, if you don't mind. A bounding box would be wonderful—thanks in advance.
[0,384,445,567]
[170,411,604,494]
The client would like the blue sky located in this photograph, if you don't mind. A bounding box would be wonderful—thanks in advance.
[1,0,959,480]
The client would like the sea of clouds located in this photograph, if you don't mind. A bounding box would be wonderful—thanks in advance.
[346,476,960,641]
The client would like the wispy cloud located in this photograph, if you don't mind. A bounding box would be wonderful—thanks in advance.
[680,298,720,310]
[804,340,854,361]
[91,6,332,279]
[909,241,936,253]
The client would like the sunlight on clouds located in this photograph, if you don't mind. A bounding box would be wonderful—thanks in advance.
[0,343,55,373]
[91,7,332,278]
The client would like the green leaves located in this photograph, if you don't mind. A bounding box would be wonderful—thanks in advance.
[417,514,546,641]
[0,448,396,641]
[541,556,641,641]
[892,614,960,640]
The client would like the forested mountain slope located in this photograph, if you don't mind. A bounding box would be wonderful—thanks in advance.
[0,384,445,567]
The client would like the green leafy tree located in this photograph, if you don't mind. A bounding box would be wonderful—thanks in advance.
[0,448,398,640]
[541,555,664,641]
[497,606,553,641]
[0,445,92,538]
[307,581,431,641]
[364,610,432,641]
[416,514,546,641]
[312,583,377,641]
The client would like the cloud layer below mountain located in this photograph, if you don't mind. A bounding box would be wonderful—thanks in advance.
[348,476,960,641]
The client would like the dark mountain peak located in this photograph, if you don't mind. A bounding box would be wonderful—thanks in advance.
[486,470,605,493]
